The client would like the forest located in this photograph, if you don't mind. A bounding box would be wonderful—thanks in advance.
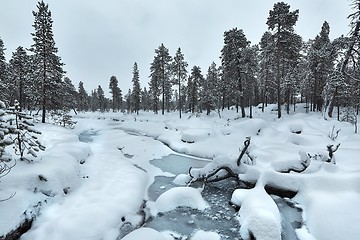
[0,1,359,122]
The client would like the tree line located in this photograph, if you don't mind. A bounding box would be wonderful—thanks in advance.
[0,1,359,121]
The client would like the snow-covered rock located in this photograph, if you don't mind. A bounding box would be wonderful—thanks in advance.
[231,187,282,240]
[147,186,208,216]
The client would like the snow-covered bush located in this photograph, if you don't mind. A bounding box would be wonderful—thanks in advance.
[50,109,76,129]
[7,101,45,161]
[0,101,14,174]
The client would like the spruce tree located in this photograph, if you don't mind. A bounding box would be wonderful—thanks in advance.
[172,47,188,118]
[31,1,65,123]
[131,63,141,114]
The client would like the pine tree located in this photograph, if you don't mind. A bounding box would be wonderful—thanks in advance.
[9,46,30,111]
[31,1,65,123]
[109,76,122,112]
[150,44,172,115]
[188,66,204,113]
[125,89,132,113]
[308,21,334,112]
[221,28,250,117]
[172,47,188,118]
[77,81,89,111]
[202,62,220,115]
[90,89,99,112]
[0,38,9,104]
[140,87,150,111]
[97,85,106,112]
[131,62,141,114]
[259,31,277,111]
[266,2,299,118]
[60,77,77,112]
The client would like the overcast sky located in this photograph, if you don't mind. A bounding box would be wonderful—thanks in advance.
[1,0,353,96]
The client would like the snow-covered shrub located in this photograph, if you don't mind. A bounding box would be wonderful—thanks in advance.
[0,101,12,164]
[7,101,45,161]
[50,109,76,129]
[340,107,358,133]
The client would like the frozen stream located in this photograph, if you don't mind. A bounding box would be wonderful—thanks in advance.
[148,154,302,240]
[78,129,302,239]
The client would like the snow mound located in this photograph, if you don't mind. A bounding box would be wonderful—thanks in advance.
[173,173,192,186]
[181,128,214,143]
[147,186,208,215]
[231,187,281,240]
[122,227,169,240]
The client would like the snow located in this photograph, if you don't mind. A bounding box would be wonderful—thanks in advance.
[121,227,169,240]
[190,230,221,240]
[147,186,208,216]
[231,187,282,240]
[0,105,359,239]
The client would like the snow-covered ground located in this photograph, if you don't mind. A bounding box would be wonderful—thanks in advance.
[0,105,359,240]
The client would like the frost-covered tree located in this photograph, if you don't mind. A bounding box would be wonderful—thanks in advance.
[125,89,132,113]
[242,45,259,118]
[140,87,151,112]
[131,63,141,115]
[31,1,65,123]
[0,101,13,169]
[7,100,45,161]
[221,28,250,117]
[9,46,31,111]
[109,76,122,112]
[97,85,106,112]
[77,81,89,111]
[266,2,299,118]
[150,44,172,115]
[308,21,334,112]
[188,66,204,113]
[259,32,277,111]
[89,89,99,112]
[202,62,220,115]
[0,38,9,104]
[171,47,188,118]
[61,77,77,112]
